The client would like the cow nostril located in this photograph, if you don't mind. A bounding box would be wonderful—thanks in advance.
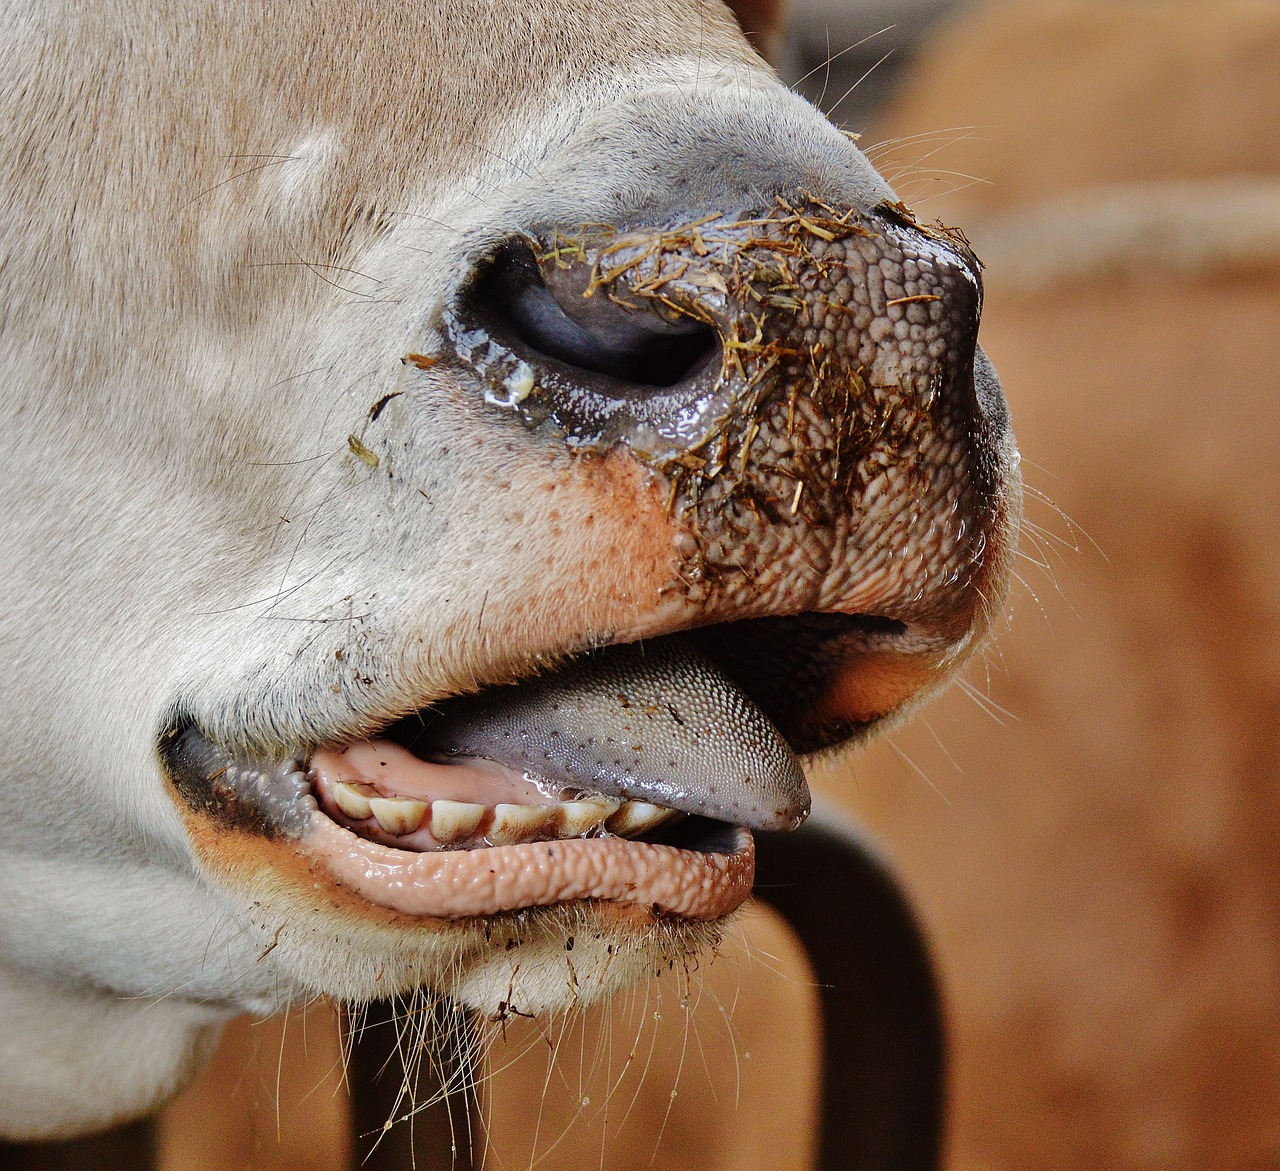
[472,242,718,388]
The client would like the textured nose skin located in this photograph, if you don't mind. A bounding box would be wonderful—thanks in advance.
[533,200,983,464]
[446,197,1004,638]
[447,199,984,459]
[620,200,995,629]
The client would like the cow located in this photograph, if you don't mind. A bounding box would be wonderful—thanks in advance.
[0,0,1019,1143]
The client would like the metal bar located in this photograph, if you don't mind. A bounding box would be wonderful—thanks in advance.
[753,808,945,1171]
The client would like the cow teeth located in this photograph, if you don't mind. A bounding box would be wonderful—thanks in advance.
[555,798,620,837]
[487,803,553,846]
[368,796,428,836]
[606,801,679,838]
[332,781,377,820]
[429,800,487,844]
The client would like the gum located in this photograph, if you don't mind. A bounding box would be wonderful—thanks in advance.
[310,739,556,804]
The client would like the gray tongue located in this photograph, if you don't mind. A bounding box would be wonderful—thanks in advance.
[421,638,810,832]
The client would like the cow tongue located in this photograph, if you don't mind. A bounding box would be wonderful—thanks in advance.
[302,640,796,919]
[396,637,810,833]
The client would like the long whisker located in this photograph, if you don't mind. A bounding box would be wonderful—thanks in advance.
[792,24,896,89]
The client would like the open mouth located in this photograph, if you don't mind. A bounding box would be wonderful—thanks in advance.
[160,613,905,924]
[158,199,995,932]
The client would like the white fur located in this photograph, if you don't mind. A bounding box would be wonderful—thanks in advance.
[0,0,929,1139]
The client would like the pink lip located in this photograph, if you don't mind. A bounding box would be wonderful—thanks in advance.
[301,812,755,921]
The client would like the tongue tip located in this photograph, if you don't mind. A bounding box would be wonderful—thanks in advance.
[751,789,811,834]
[744,753,810,833]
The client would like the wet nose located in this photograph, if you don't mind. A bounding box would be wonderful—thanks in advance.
[444,199,987,467]
[441,196,1007,654]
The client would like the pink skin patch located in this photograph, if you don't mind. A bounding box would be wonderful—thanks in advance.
[302,739,755,919]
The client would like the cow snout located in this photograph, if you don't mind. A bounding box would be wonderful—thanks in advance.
[447,200,987,466]
[435,198,1013,751]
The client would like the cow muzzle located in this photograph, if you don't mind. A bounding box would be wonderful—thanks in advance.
[441,197,1011,748]
[161,195,1016,979]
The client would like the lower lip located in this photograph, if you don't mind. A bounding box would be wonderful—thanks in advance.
[302,812,755,920]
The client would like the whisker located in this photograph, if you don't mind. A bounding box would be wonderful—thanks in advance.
[176,155,296,211]
[791,24,896,89]
[884,733,955,807]
[824,49,896,120]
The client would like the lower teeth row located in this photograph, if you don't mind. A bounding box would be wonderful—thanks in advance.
[328,781,679,847]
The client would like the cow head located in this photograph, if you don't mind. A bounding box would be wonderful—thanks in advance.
[0,0,1018,1137]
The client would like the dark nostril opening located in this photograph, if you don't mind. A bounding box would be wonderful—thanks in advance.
[846,613,910,639]
[471,242,718,388]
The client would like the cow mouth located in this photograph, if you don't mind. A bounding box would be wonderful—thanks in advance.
[161,612,906,923]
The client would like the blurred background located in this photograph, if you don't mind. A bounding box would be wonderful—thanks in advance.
[795,1,1280,1168]
[159,2,1280,1168]
[782,0,960,125]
